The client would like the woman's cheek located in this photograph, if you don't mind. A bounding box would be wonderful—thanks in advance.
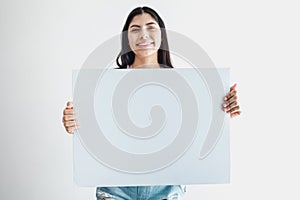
[128,34,135,49]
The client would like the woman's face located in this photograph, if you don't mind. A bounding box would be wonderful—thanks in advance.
[128,13,162,59]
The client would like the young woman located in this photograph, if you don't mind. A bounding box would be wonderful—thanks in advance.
[62,6,241,200]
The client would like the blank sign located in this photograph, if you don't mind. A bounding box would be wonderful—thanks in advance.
[72,68,230,187]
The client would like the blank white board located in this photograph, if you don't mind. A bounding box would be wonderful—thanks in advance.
[72,68,230,187]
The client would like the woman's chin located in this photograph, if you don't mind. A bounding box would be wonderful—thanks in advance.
[135,49,157,58]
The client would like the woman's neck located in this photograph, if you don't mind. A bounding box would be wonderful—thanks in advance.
[131,55,160,68]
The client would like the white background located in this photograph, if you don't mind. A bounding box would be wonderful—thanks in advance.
[1,0,299,199]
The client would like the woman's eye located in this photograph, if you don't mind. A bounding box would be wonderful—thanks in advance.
[131,29,139,32]
[148,26,156,30]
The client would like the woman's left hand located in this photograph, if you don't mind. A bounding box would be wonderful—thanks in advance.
[223,83,241,118]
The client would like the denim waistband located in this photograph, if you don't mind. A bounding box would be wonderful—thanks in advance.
[96,185,186,200]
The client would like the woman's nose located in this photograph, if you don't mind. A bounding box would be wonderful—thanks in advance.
[139,29,149,39]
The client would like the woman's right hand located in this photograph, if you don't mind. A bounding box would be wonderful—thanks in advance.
[62,101,79,134]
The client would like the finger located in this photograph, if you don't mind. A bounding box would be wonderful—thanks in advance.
[222,98,236,109]
[63,120,77,128]
[224,101,238,110]
[230,83,237,92]
[224,103,239,112]
[62,114,76,122]
[63,120,80,127]
[66,124,80,130]
[225,90,237,100]
[66,126,75,134]
[230,111,241,118]
[66,101,73,109]
[63,109,75,115]
[66,124,80,134]
[225,95,237,106]
[226,105,240,113]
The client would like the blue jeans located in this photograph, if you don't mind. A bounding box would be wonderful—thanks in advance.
[96,185,186,200]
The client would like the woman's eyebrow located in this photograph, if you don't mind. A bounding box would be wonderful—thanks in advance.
[129,22,158,28]
[145,22,158,26]
[129,24,140,28]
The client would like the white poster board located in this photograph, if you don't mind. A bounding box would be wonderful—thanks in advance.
[73,68,230,187]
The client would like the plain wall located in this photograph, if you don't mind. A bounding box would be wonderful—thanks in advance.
[1,0,299,199]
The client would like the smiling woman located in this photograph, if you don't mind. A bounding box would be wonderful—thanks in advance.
[128,14,161,60]
[62,5,241,200]
[116,6,173,69]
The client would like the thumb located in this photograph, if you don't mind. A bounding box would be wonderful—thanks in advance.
[230,83,237,91]
[66,101,73,109]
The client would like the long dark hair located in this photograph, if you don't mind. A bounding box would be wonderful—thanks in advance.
[116,6,173,68]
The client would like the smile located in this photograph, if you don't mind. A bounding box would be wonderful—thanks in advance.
[136,42,154,48]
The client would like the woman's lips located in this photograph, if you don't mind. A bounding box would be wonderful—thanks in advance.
[136,42,154,48]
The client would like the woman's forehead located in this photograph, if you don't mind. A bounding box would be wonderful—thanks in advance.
[129,13,158,26]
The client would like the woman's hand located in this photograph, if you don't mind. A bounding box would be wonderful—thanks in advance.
[223,83,241,118]
[62,101,79,134]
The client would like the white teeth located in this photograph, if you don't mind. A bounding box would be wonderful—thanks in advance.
[137,42,153,46]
